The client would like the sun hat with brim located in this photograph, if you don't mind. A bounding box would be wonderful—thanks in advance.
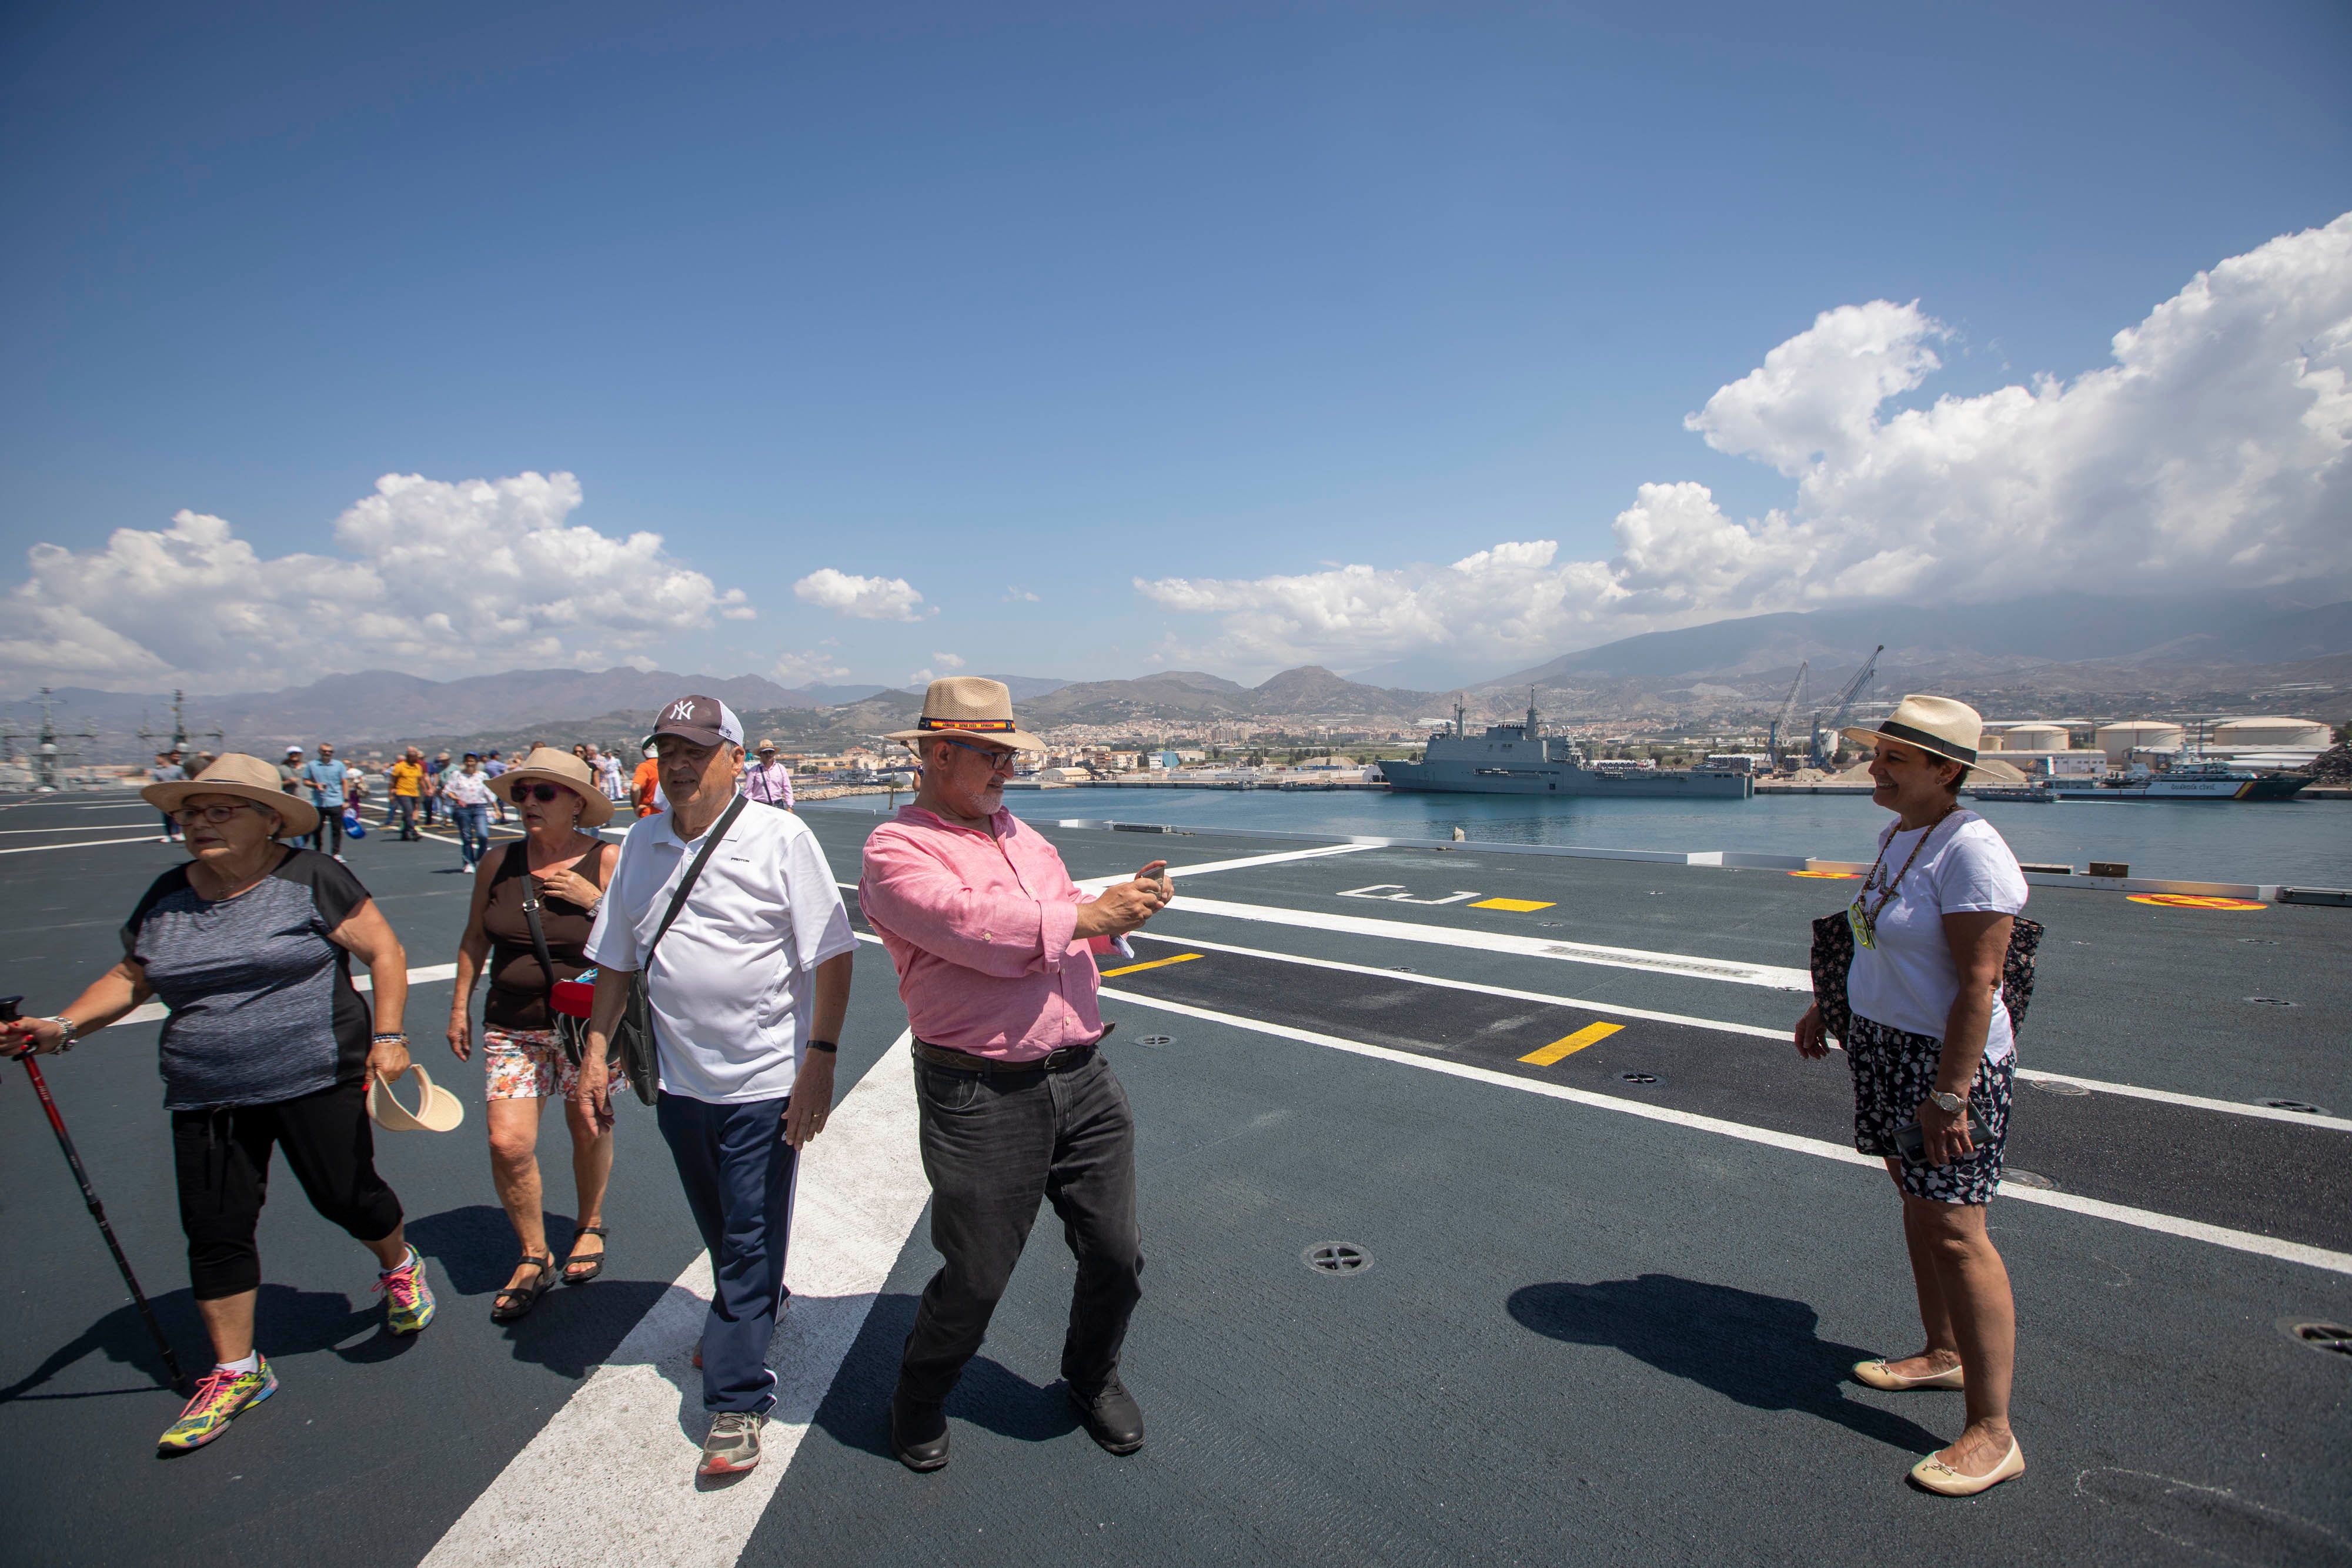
[490,745,616,827]
[141,753,321,838]
[368,1064,465,1133]
[885,677,1045,753]
[1843,694,2029,784]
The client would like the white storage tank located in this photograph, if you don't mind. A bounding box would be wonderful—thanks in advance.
[2211,717,2331,750]
[2096,721,2185,763]
[1999,723,2072,752]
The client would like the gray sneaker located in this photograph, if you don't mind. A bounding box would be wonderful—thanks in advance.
[698,1411,765,1477]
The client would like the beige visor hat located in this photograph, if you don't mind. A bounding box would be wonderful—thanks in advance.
[367,1064,466,1133]
[1843,694,2029,784]
[885,677,1045,754]
[141,753,321,839]
[491,745,616,827]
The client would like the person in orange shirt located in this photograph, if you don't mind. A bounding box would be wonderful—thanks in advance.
[630,746,664,817]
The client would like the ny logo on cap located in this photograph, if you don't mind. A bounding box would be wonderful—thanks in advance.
[669,700,697,721]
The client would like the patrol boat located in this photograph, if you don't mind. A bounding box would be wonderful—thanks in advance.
[1383,695,1753,798]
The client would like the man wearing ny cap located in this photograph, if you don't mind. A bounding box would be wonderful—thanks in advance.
[859,677,1174,1472]
[577,694,858,1479]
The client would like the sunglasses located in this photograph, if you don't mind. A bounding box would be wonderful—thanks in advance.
[515,783,572,803]
[938,736,1019,773]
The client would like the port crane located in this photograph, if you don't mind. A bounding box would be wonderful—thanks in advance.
[1809,646,1883,768]
[1766,662,1808,767]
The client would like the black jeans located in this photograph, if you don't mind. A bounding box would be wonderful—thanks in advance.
[308,808,343,856]
[897,1049,1143,1405]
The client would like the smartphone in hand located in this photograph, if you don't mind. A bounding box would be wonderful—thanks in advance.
[1893,1109,1990,1161]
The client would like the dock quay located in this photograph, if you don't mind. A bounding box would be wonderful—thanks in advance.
[2,789,2346,1567]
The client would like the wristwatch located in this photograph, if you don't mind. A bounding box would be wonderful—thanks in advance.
[1927,1089,1966,1115]
[45,1016,79,1052]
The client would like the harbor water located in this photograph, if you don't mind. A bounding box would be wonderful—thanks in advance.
[836,784,2351,887]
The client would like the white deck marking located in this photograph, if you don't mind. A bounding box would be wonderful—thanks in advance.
[111,963,460,1026]
[0,834,175,855]
[1121,932,2352,1132]
[1125,930,1789,1039]
[1098,988,2352,1278]
[1071,841,1378,891]
[1161,893,1813,989]
[422,1034,931,1568]
[0,822,155,836]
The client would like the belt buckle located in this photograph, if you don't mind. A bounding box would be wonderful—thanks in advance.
[1043,1045,1082,1071]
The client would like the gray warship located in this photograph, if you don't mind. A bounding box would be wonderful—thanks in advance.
[1382,694,1755,798]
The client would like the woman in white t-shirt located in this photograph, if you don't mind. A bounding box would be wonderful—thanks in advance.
[1793,694,2033,1498]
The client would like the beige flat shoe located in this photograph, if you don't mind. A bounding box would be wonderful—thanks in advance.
[1853,1358,1965,1391]
[1909,1439,2023,1496]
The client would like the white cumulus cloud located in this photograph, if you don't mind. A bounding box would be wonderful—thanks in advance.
[930,651,965,670]
[793,567,931,621]
[1141,212,2352,676]
[0,472,750,692]
[771,647,851,686]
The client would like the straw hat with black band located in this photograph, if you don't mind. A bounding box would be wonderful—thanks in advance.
[490,745,617,828]
[141,753,321,838]
[1843,694,2028,785]
[885,677,1047,755]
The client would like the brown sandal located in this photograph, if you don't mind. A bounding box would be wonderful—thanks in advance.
[562,1225,608,1285]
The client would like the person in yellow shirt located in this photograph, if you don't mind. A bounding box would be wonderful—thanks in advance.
[387,748,426,841]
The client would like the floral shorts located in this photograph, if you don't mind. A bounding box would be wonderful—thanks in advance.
[1845,1013,2014,1205]
[482,1027,584,1101]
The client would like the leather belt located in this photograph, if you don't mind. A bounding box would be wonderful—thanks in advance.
[914,1039,1101,1075]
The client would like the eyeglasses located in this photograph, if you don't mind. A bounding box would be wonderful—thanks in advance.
[938,737,1019,773]
[169,803,260,826]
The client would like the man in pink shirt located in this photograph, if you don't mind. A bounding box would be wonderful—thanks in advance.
[859,678,1171,1473]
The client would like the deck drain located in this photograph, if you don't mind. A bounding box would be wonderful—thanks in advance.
[1302,1242,1373,1276]
[2264,1098,2332,1116]
[2030,1079,2090,1096]
[2244,997,2296,1007]
[1135,1034,1173,1049]
[2002,1169,2056,1190]
[1391,965,1415,972]
[1618,1072,1661,1086]
[2281,1319,2352,1358]
[1539,921,1565,928]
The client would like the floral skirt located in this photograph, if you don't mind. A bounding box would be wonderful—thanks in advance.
[1845,1013,2014,1205]
[482,1027,586,1102]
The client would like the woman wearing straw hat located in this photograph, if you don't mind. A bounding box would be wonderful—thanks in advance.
[447,745,621,1319]
[1791,696,2033,1497]
[1,754,433,1455]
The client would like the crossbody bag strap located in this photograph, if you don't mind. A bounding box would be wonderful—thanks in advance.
[640,795,748,975]
[512,844,566,999]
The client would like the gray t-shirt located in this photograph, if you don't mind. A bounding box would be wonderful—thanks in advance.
[122,849,373,1110]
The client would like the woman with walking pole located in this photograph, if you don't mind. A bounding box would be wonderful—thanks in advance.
[2,754,434,1455]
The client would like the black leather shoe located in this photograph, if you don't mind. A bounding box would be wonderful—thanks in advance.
[1067,1376,1145,1455]
[890,1393,949,1472]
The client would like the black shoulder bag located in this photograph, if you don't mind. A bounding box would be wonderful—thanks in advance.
[609,797,746,1106]
[517,846,600,1069]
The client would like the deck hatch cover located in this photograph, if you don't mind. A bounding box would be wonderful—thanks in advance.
[2283,1320,2352,1358]
[1302,1242,1373,1276]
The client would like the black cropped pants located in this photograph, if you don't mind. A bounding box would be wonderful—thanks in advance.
[171,1082,404,1299]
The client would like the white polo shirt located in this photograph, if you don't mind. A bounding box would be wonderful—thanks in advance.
[583,799,857,1104]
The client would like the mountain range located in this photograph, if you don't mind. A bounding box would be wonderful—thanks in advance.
[11,594,2346,762]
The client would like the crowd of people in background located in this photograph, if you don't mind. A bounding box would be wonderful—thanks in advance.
[141,738,801,870]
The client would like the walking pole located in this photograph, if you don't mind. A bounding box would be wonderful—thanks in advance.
[1,998,189,1393]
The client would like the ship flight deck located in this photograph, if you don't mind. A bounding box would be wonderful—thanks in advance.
[1,794,2346,1567]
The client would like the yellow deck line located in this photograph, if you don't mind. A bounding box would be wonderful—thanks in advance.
[1100,952,1204,977]
[1519,1021,1622,1065]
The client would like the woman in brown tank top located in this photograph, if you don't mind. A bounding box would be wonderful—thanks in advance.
[447,747,620,1320]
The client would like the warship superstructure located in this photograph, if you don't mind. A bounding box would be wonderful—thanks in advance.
[1382,695,1754,798]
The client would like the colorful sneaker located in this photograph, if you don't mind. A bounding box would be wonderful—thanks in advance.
[158,1357,276,1453]
[698,1411,765,1477]
[376,1245,436,1334]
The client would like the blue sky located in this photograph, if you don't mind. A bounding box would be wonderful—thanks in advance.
[4,1,2348,695]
